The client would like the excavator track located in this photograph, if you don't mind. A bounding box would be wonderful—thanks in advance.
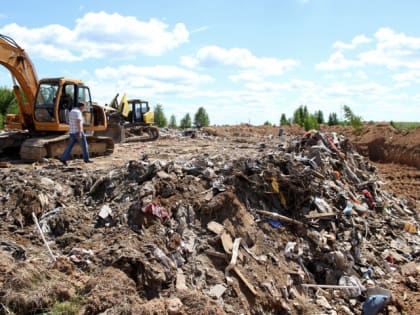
[123,125,159,143]
[19,134,114,162]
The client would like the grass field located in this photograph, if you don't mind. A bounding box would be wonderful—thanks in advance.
[391,121,420,130]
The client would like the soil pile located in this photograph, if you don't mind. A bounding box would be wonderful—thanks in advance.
[351,123,420,168]
[0,127,418,314]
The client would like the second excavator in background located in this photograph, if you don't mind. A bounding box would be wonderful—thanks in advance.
[98,93,159,143]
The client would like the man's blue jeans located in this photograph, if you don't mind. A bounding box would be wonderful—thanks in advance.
[60,132,90,162]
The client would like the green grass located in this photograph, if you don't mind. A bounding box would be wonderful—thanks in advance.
[390,121,420,130]
[47,296,84,315]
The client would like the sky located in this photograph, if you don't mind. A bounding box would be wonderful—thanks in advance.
[0,0,419,125]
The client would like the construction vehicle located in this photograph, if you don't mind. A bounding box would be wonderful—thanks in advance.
[98,93,159,142]
[0,33,114,161]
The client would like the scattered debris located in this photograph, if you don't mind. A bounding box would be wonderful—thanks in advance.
[0,125,418,314]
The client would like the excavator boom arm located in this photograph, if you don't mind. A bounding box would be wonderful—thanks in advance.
[0,34,38,129]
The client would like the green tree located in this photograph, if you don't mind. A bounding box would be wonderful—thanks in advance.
[343,105,363,130]
[180,113,192,129]
[292,106,304,126]
[315,110,324,124]
[303,115,318,131]
[169,114,177,128]
[302,105,308,119]
[280,113,288,126]
[328,112,339,126]
[292,105,309,127]
[193,106,210,128]
[154,104,167,128]
[0,87,18,128]
[263,121,272,126]
[292,105,319,130]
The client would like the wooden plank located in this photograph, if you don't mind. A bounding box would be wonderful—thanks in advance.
[232,266,258,296]
[225,238,241,273]
[207,221,225,235]
[221,231,233,254]
[304,212,337,219]
[256,210,305,227]
[204,250,227,259]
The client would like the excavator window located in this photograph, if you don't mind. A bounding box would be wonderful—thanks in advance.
[76,86,93,127]
[34,83,58,122]
[59,85,74,124]
[135,104,142,121]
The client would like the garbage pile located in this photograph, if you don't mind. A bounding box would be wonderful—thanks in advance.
[0,129,418,314]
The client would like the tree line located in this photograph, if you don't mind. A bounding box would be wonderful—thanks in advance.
[156,104,363,130]
[277,104,363,130]
[153,104,210,129]
[0,87,19,128]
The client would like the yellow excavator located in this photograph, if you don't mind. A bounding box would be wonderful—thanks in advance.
[98,93,159,142]
[0,34,114,161]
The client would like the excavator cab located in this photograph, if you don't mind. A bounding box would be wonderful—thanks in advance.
[116,94,155,125]
[33,78,108,132]
[128,99,154,124]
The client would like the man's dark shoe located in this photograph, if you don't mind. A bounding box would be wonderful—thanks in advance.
[60,159,68,166]
[84,160,93,163]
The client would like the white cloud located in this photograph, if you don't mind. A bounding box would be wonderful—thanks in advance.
[333,34,371,50]
[0,11,189,61]
[95,65,212,84]
[229,71,263,83]
[392,70,420,83]
[91,64,213,101]
[179,56,198,68]
[323,82,388,98]
[181,45,298,78]
[320,28,420,72]
[316,52,361,70]
[359,27,420,69]
[0,23,82,61]
[74,12,189,57]
[243,79,318,93]
[191,26,209,34]
[341,70,368,79]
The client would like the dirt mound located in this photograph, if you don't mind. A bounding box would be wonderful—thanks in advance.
[351,123,420,168]
[203,124,304,138]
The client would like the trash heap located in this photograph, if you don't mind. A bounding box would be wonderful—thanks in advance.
[0,130,418,314]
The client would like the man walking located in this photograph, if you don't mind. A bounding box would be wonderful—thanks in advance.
[60,102,92,165]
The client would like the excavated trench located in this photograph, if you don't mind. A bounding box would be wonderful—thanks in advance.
[351,124,420,168]
[354,139,420,168]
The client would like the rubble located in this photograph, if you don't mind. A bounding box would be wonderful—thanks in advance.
[0,125,418,314]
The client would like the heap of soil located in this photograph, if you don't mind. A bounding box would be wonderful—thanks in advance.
[351,123,420,168]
